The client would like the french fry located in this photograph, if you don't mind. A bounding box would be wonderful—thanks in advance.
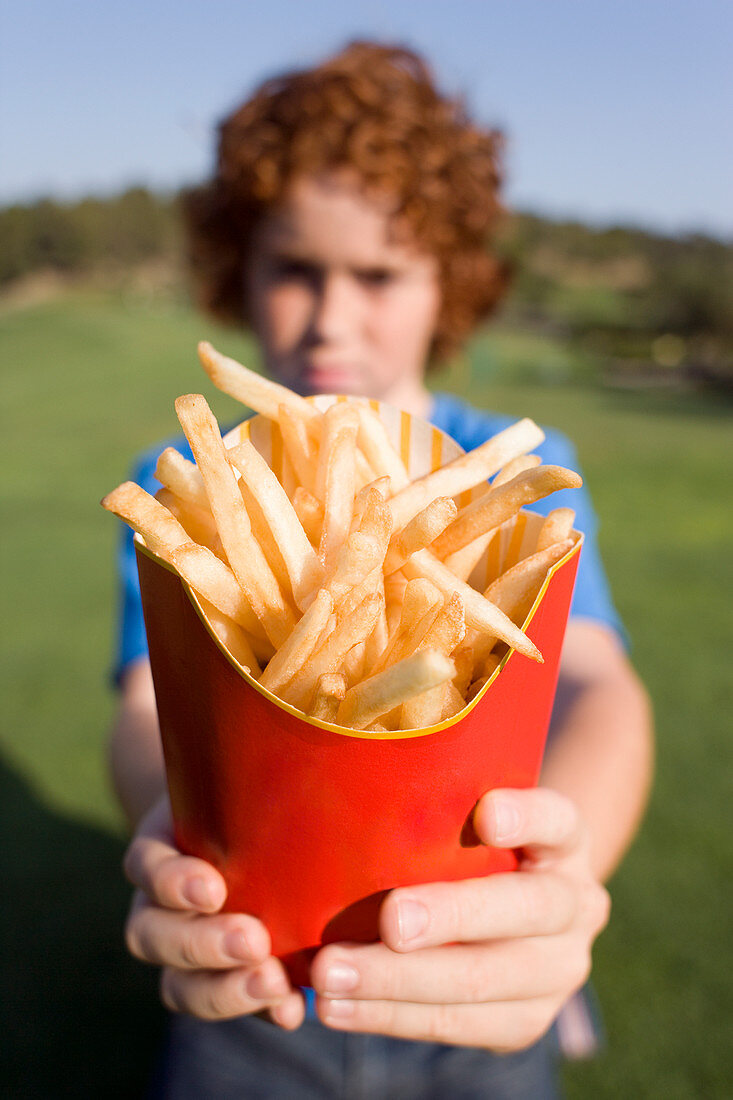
[353,484,393,551]
[278,404,318,493]
[451,644,475,697]
[363,572,389,670]
[384,571,408,637]
[101,481,190,559]
[155,447,209,510]
[326,532,384,605]
[354,404,410,490]
[419,591,466,656]
[351,477,391,529]
[228,439,324,611]
[537,508,576,551]
[441,683,467,720]
[402,550,543,662]
[169,542,270,648]
[388,418,545,530]
[372,578,443,674]
[492,453,541,488]
[175,394,296,647]
[486,539,575,626]
[316,404,359,573]
[309,673,347,722]
[281,591,383,712]
[341,641,368,687]
[198,341,319,430]
[400,593,466,728]
[292,487,324,546]
[155,488,224,558]
[237,477,294,602]
[196,596,262,676]
[279,445,298,499]
[467,539,575,675]
[336,650,456,731]
[441,528,497,582]
[467,675,489,703]
[432,466,582,559]
[259,589,334,695]
[383,497,457,575]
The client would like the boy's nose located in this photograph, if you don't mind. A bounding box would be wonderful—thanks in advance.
[311,272,361,344]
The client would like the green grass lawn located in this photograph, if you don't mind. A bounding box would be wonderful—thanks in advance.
[2,290,732,1097]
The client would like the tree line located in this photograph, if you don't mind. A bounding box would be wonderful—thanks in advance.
[1,187,731,387]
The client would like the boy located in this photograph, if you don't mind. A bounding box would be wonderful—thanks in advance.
[112,42,652,1097]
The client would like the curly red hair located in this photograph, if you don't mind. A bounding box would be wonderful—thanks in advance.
[183,41,510,362]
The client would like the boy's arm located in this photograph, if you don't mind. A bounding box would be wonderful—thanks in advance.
[541,620,654,881]
[109,660,166,829]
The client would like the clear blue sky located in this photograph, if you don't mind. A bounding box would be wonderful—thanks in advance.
[2,0,731,236]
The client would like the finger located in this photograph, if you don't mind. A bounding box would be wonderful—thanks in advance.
[312,935,591,1005]
[316,993,560,1053]
[123,835,227,912]
[161,956,296,1021]
[379,870,576,951]
[126,894,271,969]
[269,991,307,1031]
[474,788,586,863]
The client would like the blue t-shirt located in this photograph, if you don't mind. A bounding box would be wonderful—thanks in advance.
[114,392,624,680]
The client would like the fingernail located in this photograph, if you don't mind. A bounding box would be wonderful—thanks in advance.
[492,795,521,843]
[324,999,354,1020]
[223,929,252,961]
[323,962,359,994]
[247,966,287,1002]
[183,875,215,909]
[396,898,428,944]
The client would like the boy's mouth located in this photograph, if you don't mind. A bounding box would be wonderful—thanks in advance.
[299,361,362,394]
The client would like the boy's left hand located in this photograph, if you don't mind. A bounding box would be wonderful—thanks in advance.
[311,787,609,1052]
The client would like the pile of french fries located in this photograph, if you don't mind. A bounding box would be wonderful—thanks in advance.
[102,342,582,732]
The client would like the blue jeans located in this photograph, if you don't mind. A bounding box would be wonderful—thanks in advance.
[148,1013,561,1099]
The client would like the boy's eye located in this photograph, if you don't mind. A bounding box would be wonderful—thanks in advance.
[273,259,318,282]
[357,268,397,288]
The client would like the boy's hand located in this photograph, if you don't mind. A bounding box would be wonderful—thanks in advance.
[311,787,609,1052]
[122,796,305,1028]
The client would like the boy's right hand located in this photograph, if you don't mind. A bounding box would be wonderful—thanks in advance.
[122,796,305,1029]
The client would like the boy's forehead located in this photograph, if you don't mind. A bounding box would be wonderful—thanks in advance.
[255,172,430,267]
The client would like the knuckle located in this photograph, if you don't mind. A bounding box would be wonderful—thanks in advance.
[153,860,182,905]
[124,915,146,962]
[160,970,182,1013]
[579,881,611,932]
[423,1002,457,1043]
[201,985,231,1021]
[520,874,571,932]
[177,926,205,969]
[122,839,144,884]
[202,972,251,1021]
[457,955,491,1003]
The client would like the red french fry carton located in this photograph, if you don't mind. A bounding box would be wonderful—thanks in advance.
[135,400,582,985]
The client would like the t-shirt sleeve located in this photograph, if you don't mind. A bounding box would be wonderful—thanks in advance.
[112,448,163,685]
[533,432,628,647]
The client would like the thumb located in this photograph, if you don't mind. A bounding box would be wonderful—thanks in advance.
[474,787,584,863]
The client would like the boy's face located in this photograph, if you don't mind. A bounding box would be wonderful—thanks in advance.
[245,173,441,407]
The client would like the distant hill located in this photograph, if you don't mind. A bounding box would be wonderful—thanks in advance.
[1,187,730,389]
